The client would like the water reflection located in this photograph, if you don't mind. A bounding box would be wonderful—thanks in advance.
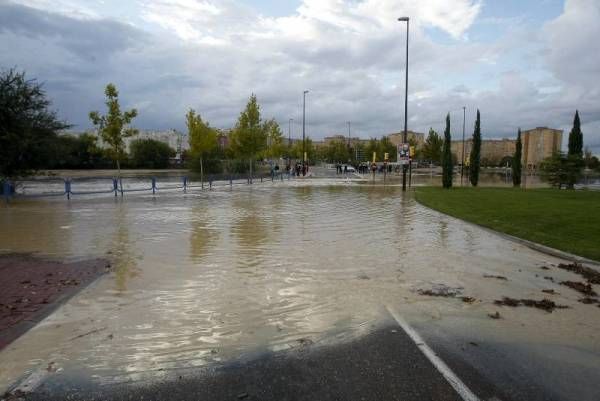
[189,204,217,262]
[111,201,140,293]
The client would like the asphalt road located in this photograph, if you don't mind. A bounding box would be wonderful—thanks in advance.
[12,323,506,401]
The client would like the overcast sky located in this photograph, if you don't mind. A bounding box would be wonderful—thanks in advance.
[1,0,599,152]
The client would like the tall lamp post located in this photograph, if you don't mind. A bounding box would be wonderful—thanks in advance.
[460,106,466,186]
[398,16,410,191]
[288,118,293,164]
[302,90,309,172]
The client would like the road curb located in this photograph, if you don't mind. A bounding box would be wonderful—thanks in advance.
[415,201,600,270]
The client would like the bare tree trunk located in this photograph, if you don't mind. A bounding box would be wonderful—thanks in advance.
[249,158,253,184]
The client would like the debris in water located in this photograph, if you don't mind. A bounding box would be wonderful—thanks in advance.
[544,276,555,282]
[557,262,600,284]
[560,281,597,296]
[357,274,370,280]
[542,289,557,295]
[237,393,249,399]
[488,312,501,319]
[540,266,550,270]
[494,297,568,312]
[417,284,463,297]
[483,275,508,280]
[578,297,600,305]
[296,338,314,347]
[469,341,479,346]
[460,296,476,303]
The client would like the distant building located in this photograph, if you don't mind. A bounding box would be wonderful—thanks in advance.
[521,127,563,170]
[387,131,425,148]
[450,126,562,169]
[451,138,516,167]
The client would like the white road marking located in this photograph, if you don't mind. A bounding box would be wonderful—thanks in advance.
[386,305,481,401]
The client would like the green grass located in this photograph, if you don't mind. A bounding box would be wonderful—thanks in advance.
[415,187,600,261]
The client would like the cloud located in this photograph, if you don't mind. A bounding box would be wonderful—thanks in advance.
[0,0,599,154]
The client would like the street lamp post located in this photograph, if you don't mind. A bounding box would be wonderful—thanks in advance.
[302,90,309,173]
[398,16,409,191]
[461,106,466,186]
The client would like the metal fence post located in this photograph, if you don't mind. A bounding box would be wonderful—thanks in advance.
[230,175,233,189]
[209,176,212,190]
[3,180,11,203]
[113,178,118,197]
[152,177,156,195]
[65,179,71,200]
[120,177,124,197]
[183,176,187,193]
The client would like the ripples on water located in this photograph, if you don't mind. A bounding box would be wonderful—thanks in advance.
[0,181,596,387]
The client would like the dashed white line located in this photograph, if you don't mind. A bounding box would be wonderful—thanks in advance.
[386,305,481,401]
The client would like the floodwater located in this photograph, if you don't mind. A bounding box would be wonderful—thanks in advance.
[0,179,599,393]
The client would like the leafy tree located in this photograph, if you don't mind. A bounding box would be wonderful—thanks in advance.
[584,146,599,170]
[512,128,522,187]
[129,139,174,169]
[379,136,397,161]
[321,139,350,163]
[89,83,138,175]
[264,118,285,159]
[422,128,443,164]
[291,137,315,162]
[0,68,70,179]
[540,152,583,189]
[186,109,217,186]
[365,138,379,162]
[469,109,481,186]
[442,113,453,189]
[229,94,267,181]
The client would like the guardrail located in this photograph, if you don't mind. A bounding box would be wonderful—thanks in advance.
[2,171,294,202]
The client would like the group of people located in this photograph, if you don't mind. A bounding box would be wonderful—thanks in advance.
[286,162,308,177]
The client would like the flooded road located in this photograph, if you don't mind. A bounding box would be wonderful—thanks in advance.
[1,180,599,397]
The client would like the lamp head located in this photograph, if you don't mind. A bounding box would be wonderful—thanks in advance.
[398,17,409,22]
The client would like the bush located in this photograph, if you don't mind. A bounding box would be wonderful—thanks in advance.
[129,139,175,169]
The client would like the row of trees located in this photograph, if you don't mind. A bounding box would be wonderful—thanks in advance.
[441,110,483,189]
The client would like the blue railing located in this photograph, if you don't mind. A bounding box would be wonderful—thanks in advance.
[3,171,294,202]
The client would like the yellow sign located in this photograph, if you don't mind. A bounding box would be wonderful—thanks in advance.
[465,152,470,167]
[304,152,307,162]
[409,146,415,157]
[384,152,389,161]
[372,152,377,163]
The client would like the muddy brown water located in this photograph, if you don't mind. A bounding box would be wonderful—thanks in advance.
[0,179,599,392]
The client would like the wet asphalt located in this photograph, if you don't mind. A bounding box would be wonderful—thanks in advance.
[18,326,468,401]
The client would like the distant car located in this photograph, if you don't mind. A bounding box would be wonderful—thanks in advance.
[343,165,356,173]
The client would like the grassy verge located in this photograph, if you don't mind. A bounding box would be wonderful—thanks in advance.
[414,187,600,261]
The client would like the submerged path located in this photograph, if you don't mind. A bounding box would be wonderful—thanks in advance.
[1,181,599,400]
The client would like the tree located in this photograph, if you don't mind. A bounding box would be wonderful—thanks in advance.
[89,83,138,175]
[422,128,443,164]
[264,118,285,159]
[584,146,599,170]
[442,113,453,189]
[563,110,585,189]
[186,109,217,186]
[512,128,522,187]
[321,139,350,163]
[0,68,70,179]
[379,136,397,161]
[469,109,481,186]
[540,152,582,189]
[291,137,315,162]
[129,139,174,169]
[229,94,267,182]
[568,110,583,157]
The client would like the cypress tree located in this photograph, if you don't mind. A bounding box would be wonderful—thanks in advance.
[568,110,583,157]
[442,113,453,189]
[469,109,481,186]
[512,128,522,187]
[565,110,584,189]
